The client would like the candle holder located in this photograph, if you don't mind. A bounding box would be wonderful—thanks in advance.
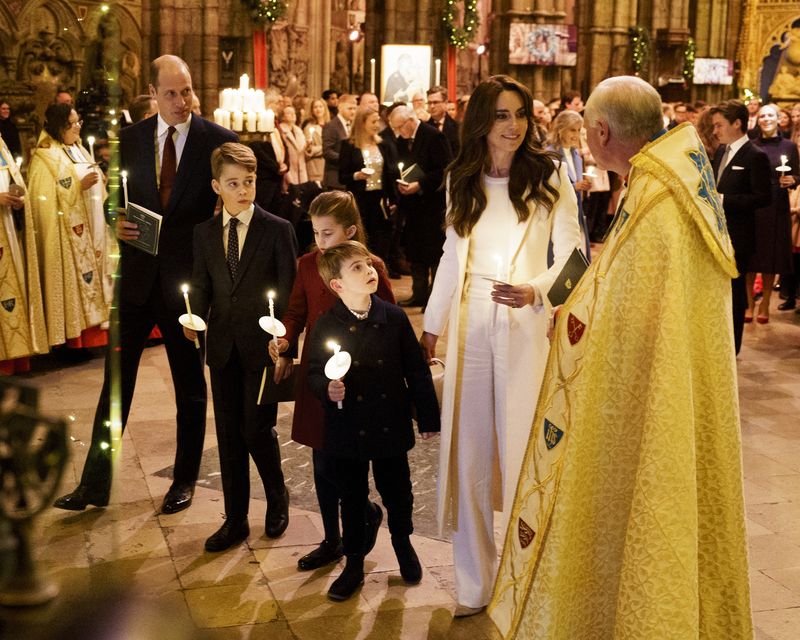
[324,341,351,409]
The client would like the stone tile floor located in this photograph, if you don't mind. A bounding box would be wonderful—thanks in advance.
[1,273,799,639]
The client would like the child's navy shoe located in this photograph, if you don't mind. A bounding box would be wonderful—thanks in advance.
[392,536,422,584]
[328,555,365,601]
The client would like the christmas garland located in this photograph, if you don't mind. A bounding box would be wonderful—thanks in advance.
[682,37,696,83]
[242,0,289,26]
[443,0,479,49]
[629,26,651,77]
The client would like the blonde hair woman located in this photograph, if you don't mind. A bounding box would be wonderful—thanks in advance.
[303,98,330,182]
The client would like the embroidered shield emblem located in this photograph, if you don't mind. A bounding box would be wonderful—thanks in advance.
[1,298,15,312]
[565,278,572,290]
[58,177,73,189]
[543,418,564,451]
[72,224,84,237]
[82,271,93,284]
[567,313,586,346]
[518,517,535,549]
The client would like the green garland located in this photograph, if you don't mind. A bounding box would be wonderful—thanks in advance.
[242,0,289,26]
[682,37,696,83]
[629,26,650,77]
[443,0,480,49]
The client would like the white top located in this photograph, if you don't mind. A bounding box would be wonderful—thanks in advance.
[467,175,514,280]
[155,114,191,182]
[222,204,254,259]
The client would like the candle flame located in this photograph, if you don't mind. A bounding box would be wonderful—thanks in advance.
[87,135,95,145]
[15,156,22,166]
[326,340,340,352]
[120,170,128,179]
[267,290,276,299]
[181,284,189,294]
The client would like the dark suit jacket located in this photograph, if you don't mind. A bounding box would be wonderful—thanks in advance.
[307,296,440,460]
[249,137,286,214]
[712,140,772,268]
[190,204,298,371]
[396,121,452,263]
[119,115,237,306]
[338,139,399,201]
[322,117,349,189]
[431,114,460,158]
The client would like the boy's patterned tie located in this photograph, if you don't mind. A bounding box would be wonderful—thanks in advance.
[227,218,239,281]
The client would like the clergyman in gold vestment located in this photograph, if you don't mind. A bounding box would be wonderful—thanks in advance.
[489,77,752,639]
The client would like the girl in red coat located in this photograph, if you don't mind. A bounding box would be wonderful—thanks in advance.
[269,191,395,570]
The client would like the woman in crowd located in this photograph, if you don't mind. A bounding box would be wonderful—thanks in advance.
[269,191,394,570]
[0,100,22,158]
[696,108,721,158]
[279,105,308,186]
[748,103,799,321]
[778,108,793,139]
[27,103,115,348]
[421,75,581,617]
[547,109,592,259]
[338,106,399,263]
[302,98,329,183]
[790,103,800,146]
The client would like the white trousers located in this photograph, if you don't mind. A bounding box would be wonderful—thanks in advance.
[452,277,509,608]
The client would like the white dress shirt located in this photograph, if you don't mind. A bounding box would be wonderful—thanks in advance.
[222,205,254,259]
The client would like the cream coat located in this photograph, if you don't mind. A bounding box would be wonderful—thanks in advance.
[424,163,581,534]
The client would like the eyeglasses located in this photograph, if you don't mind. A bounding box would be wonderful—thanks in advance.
[68,120,83,129]
[427,100,444,105]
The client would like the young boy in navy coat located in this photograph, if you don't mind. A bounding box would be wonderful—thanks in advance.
[307,241,440,601]
[184,143,298,551]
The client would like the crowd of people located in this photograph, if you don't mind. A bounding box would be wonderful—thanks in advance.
[0,52,795,635]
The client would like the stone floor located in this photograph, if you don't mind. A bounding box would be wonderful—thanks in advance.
[1,273,799,639]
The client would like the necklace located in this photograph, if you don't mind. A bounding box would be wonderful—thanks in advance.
[347,299,371,321]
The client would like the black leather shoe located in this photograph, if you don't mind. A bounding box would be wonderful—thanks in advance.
[398,297,425,308]
[363,501,383,555]
[53,485,109,511]
[204,519,249,552]
[161,482,194,514]
[392,536,422,584]
[266,488,289,538]
[327,555,364,601]
[297,539,344,571]
[778,300,796,311]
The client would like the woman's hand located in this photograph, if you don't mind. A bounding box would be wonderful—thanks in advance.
[354,170,369,181]
[575,178,592,191]
[420,331,438,363]
[268,337,290,362]
[80,171,100,191]
[491,283,536,309]
[273,357,294,383]
[779,175,796,189]
[183,327,198,341]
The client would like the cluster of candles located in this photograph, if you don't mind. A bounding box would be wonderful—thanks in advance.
[213,74,275,133]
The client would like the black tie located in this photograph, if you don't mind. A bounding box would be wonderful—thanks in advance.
[406,137,414,152]
[227,218,239,281]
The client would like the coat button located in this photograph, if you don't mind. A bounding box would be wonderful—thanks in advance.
[382,427,389,433]
[359,430,366,436]
[380,393,387,400]
[349,325,357,333]
[232,295,238,302]
[377,359,383,366]
[353,361,359,367]
[356,395,364,402]
[373,324,379,328]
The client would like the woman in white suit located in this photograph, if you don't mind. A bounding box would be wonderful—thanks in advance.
[421,75,581,617]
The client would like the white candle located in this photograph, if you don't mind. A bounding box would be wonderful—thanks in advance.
[494,254,503,281]
[257,110,268,132]
[434,59,441,86]
[370,58,376,94]
[255,89,266,112]
[15,156,22,167]
[246,111,257,132]
[120,170,128,207]
[268,290,278,351]
[181,284,200,349]
[222,111,231,130]
[87,136,95,163]
[777,154,790,173]
[326,340,344,409]
[398,161,404,176]
[239,73,249,92]
[232,110,244,131]
[265,108,275,132]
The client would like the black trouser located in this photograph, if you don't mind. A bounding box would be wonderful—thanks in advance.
[313,448,342,542]
[210,348,285,522]
[779,253,800,304]
[334,453,413,556]
[411,263,438,305]
[732,274,747,355]
[80,281,206,494]
[357,190,393,265]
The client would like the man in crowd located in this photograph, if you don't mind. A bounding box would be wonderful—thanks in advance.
[322,93,356,190]
[426,85,459,157]
[323,89,339,118]
[54,55,238,513]
[710,100,772,353]
[561,90,584,113]
[531,99,548,147]
[490,76,753,640]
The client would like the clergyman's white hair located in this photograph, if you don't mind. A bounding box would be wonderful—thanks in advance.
[584,76,663,143]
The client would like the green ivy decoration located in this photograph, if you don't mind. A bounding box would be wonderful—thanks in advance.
[683,37,696,83]
[443,0,480,49]
[629,26,651,77]
[242,0,289,26]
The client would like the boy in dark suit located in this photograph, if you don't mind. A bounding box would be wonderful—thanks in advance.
[307,241,440,601]
[184,143,298,551]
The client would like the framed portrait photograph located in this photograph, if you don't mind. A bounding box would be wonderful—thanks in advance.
[381,44,432,104]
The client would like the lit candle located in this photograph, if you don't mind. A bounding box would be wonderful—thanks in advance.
[265,108,275,132]
[239,73,249,92]
[15,156,22,168]
[181,284,200,349]
[87,135,95,163]
[232,110,244,131]
[246,111,257,132]
[777,154,790,173]
[267,290,278,351]
[120,170,129,207]
[370,58,376,94]
[325,340,351,409]
[434,58,441,86]
[398,161,404,175]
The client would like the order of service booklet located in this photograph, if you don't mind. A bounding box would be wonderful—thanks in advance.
[547,247,589,307]
[124,202,163,256]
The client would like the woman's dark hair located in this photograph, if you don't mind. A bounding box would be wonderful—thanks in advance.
[447,75,560,237]
[43,103,75,142]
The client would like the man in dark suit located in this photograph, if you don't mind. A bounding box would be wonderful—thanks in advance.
[55,55,238,513]
[186,143,297,550]
[710,100,772,354]
[322,94,357,189]
[426,85,460,158]
[388,105,452,307]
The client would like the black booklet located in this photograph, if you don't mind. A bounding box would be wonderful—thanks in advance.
[397,162,425,185]
[547,247,589,306]
[124,202,163,256]
[257,365,298,405]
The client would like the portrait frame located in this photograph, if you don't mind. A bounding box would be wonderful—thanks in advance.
[381,44,432,104]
